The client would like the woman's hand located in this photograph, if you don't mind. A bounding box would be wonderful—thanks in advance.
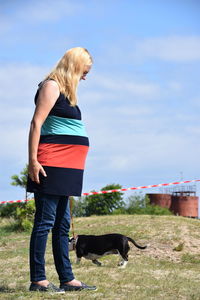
[28,160,47,184]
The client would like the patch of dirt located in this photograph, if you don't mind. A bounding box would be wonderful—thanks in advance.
[130,222,200,262]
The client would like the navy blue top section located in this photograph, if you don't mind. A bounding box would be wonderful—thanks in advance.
[34,81,82,120]
[40,134,89,146]
[27,166,84,196]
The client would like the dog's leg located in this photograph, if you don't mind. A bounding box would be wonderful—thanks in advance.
[120,260,128,268]
[118,256,125,266]
[118,241,129,268]
[118,256,128,268]
[118,253,125,266]
[117,250,124,266]
[118,252,128,268]
[118,257,123,266]
[92,259,102,266]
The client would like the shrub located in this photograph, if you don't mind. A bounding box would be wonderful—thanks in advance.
[112,207,127,215]
[126,193,172,216]
[0,202,24,218]
[15,200,35,231]
[0,200,35,232]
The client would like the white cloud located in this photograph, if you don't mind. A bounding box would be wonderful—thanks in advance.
[0,63,48,104]
[0,127,28,162]
[100,77,160,98]
[133,36,200,62]
[0,16,12,35]
[114,106,154,117]
[185,125,200,135]
[0,63,48,163]
[166,81,182,92]
[87,122,200,177]
[0,0,82,25]
[22,0,82,22]
[191,97,200,108]
[80,73,161,103]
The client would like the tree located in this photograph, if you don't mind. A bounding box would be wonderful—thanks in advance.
[84,183,125,216]
[72,197,87,217]
[11,164,29,199]
[126,193,147,214]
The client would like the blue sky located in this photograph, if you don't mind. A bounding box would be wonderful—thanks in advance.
[0,0,200,202]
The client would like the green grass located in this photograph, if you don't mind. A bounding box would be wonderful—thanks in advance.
[0,215,200,299]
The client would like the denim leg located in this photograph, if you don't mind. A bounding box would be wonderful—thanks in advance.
[30,192,59,282]
[52,196,75,283]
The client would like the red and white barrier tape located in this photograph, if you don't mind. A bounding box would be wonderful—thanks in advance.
[1,179,200,205]
[0,199,29,205]
[82,179,200,196]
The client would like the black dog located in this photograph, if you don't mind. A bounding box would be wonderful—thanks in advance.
[69,233,147,268]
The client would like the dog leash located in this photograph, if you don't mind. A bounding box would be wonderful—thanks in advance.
[69,197,76,250]
[69,197,75,238]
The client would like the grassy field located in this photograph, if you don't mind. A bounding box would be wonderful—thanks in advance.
[0,214,200,300]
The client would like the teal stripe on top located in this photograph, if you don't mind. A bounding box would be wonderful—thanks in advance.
[41,115,88,137]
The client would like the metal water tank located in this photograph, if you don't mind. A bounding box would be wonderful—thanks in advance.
[147,193,172,208]
[170,196,198,217]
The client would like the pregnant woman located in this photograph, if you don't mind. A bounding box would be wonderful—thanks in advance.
[27,47,96,293]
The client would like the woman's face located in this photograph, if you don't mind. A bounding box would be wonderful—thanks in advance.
[80,65,92,80]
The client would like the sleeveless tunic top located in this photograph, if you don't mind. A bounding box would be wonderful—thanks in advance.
[27,82,89,196]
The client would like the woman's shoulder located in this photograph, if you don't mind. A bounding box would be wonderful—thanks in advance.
[39,79,59,93]
[35,79,60,104]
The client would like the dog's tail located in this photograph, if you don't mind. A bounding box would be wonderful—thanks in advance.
[127,237,147,249]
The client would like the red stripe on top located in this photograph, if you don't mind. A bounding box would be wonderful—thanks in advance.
[37,143,89,170]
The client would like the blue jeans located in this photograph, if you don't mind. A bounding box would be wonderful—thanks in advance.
[29,192,74,283]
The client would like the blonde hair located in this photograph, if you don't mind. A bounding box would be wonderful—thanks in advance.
[45,47,93,106]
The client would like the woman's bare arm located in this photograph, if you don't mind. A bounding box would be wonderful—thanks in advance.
[28,80,60,184]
